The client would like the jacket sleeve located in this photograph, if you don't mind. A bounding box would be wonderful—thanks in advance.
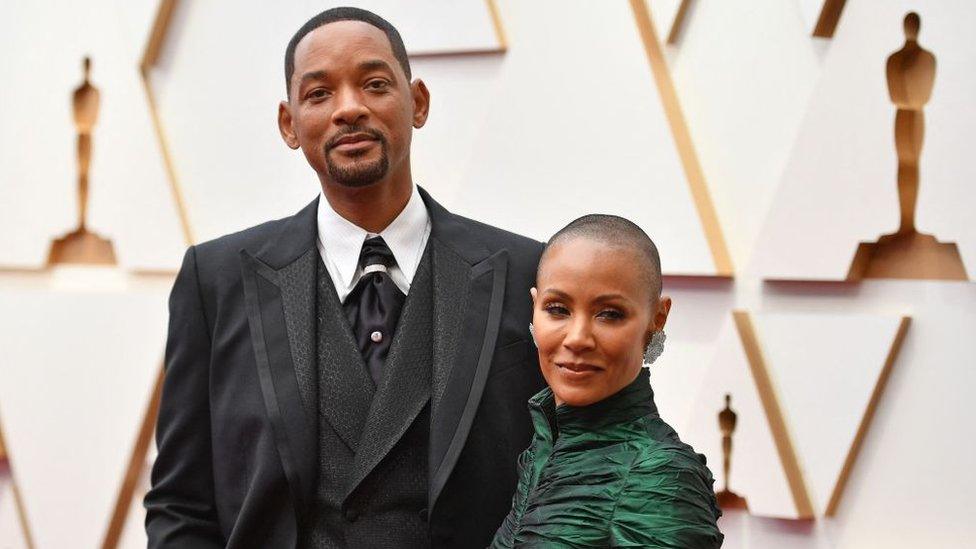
[608,450,724,548]
[144,246,225,548]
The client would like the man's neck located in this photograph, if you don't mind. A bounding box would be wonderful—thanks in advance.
[320,176,413,234]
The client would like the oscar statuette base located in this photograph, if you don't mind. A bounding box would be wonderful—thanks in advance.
[47,229,117,266]
[847,231,967,281]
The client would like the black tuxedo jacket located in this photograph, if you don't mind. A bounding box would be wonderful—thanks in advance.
[145,188,545,548]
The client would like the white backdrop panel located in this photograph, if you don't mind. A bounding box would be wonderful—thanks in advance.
[447,0,716,275]
[0,271,170,548]
[752,311,906,516]
[663,0,824,270]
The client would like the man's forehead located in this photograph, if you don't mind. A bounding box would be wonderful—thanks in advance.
[293,20,396,67]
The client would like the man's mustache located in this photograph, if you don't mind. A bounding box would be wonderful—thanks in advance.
[325,127,387,151]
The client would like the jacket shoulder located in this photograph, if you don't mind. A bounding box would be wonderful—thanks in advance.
[186,216,292,286]
[450,214,544,259]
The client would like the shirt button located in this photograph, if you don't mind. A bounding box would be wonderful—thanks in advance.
[344,508,359,522]
[370,330,383,343]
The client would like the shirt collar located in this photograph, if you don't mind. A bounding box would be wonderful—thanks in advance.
[316,184,430,289]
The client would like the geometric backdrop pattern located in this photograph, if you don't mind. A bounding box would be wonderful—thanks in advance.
[2,1,975,548]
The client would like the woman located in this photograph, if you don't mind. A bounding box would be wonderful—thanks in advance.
[491,215,723,548]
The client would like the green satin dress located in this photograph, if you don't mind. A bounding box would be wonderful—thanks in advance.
[490,368,723,548]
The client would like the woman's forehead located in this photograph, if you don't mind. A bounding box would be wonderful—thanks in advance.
[538,239,652,300]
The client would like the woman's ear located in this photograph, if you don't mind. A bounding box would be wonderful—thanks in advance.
[530,287,538,307]
[653,295,672,332]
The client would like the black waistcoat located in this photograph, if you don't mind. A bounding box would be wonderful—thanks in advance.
[298,248,433,549]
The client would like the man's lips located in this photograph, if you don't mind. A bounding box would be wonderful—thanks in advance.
[329,133,379,151]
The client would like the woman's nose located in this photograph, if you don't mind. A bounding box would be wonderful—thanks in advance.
[562,317,595,352]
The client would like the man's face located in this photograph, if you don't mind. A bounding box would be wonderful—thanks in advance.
[280,21,426,188]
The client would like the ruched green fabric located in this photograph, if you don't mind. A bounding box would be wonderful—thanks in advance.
[490,368,723,548]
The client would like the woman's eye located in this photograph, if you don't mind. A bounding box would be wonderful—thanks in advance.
[544,304,569,317]
[597,309,625,321]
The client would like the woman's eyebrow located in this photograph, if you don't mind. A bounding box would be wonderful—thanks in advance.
[541,288,570,299]
[592,293,627,303]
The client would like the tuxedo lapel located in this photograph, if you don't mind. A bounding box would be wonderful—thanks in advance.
[419,188,510,513]
[240,198,319,514]
[345,247,433,498]
[315,258,375,452]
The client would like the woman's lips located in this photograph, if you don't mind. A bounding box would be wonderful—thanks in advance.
[555,362,602,378]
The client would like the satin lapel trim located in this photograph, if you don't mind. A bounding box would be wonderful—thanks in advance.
[344,250,434,499]
[429,248,508,511]
[241,250,316,513]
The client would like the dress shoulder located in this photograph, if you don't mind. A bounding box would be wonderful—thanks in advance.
[607,439,724,548]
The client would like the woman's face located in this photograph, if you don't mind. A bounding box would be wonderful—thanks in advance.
[532,237,671,407]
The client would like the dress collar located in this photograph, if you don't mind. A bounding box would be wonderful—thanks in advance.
[528,368,659,440]
[316,184,430,289]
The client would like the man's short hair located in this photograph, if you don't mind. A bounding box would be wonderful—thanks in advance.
[540,214,663,297]
[284,7,412,97]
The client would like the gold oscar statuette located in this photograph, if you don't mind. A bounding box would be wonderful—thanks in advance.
[47,56,117,266]
[716,393,748,511]
[848,12,967,281]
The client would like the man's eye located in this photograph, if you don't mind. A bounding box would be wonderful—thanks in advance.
[544,304,569,317]
[306,88,329,100]
[366,80,390,90]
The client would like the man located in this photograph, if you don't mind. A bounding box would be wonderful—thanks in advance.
[145,7,544,548]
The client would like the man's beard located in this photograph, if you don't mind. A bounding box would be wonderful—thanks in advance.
[324,127,390,188]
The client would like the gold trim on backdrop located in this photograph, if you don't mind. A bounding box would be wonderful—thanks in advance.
[485,0,508,51]
[630,0,734,276]
[813,0,848,38]
[141,0,195,247]
[667,0,693,44]
[732,310,815,519]
[824,316,910,516]
[101,365,165,549]
[0,419,36,549]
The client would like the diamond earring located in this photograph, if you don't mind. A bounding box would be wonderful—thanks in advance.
[529,323,537,347]
[644,331,666,364]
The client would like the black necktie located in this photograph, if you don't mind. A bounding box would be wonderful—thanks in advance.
[343,236,406,386]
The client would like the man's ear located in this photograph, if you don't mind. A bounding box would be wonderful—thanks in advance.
[410,79,430,128]
[278,100,300,149]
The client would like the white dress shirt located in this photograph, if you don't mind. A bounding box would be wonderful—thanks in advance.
[316,185,432,303]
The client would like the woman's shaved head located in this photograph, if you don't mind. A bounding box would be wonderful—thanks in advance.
[539,214,662,300]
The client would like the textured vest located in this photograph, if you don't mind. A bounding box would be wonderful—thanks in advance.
[298,249,433,549]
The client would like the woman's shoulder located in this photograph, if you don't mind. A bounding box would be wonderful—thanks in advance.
[609,420,724,548]
[630,415,712,474]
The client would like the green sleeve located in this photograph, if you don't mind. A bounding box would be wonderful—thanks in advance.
[608,449,724,548]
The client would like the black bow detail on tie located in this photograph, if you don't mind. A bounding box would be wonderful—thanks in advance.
[343,236,406,386]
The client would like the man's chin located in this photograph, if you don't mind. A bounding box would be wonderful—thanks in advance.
[326,159,389,188]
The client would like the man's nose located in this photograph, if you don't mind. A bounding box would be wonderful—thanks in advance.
[331,87,369,125]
